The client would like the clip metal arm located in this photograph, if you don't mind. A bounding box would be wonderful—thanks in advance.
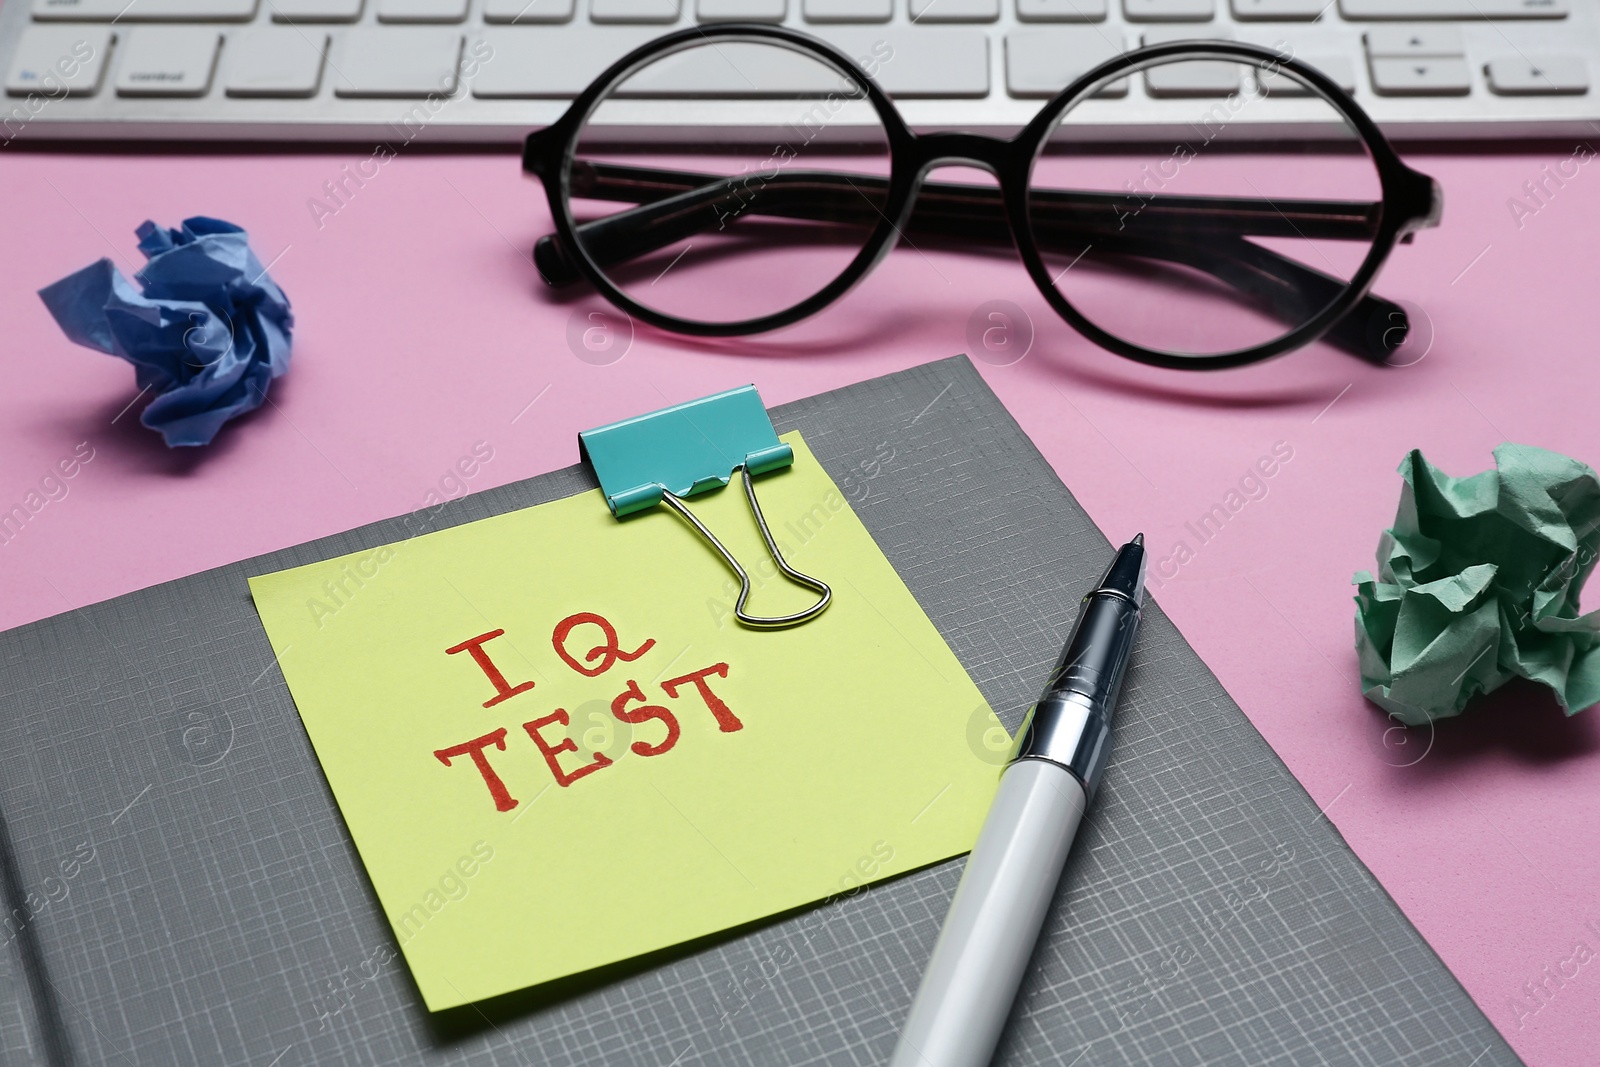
[659,465,832,630]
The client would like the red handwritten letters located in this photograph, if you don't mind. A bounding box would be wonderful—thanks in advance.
[433,729,518,812]
[444,630,536,708]
[522,710,612,789]
[433,611,736,812]
[551,612,654,677]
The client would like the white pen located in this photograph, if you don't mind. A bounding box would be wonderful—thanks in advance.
[890,535,1146,1067]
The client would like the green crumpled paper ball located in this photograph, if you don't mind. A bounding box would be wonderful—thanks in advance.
[1353,443,1600,726]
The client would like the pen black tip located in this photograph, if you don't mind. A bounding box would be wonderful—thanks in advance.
[1096,535,1147,604]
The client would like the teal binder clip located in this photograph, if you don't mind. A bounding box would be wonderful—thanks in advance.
[579,385,832,630]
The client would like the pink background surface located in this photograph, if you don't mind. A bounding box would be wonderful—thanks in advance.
[2,144,1598,1065]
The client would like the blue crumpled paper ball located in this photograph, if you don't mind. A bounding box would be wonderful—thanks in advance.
[38,216,293,447]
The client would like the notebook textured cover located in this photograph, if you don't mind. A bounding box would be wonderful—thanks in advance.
[0,357,1519,1066]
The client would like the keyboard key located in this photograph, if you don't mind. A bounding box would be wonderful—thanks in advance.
[816,27,990,96]
[1123,0,1213,21]
[1016,0,1108,20]
[114,27,219,96]
[473,27,658,96]
[600,32,987,99]
[1365,25,1464,57]
[1005,27,1125,96]
[590,0,680,21]
[225,27,326,96]
[1341,0,1566,18]
[1486,54,1588,94]
[1230,0,1323,18]
[4,27,111,96]
[378,0,468,22]
[334,28,462,96]
[483,0,574,20]
[1369,56,1470,94]
[269,0,363,21]
[698,0,785,20]
[699,0,785,18]
[610,41,843,93]
[1142,25,1228,44]
[911,0,999,21]
[1141,30,1238,94]
[1257,53,1356,93]
[33,0,256,20]
[1145,61,1239,93]
[803,0,890,20]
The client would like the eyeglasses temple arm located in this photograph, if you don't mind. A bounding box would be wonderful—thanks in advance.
[1093,233,1405,362]
[536,161,1382,284]
[536,162,1398,361]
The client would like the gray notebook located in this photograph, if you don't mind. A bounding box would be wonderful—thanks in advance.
[0,357,1517,1066]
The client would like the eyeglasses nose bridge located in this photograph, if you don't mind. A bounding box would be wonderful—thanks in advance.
[908,130,1016,177]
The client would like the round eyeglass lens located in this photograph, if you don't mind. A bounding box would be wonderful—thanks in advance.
[1028,52,1385,360]
[565,37,893,327]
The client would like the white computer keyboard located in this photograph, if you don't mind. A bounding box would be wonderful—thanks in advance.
[1,0,1596,144]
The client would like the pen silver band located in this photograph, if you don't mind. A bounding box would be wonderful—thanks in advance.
[1007,691,1113,800]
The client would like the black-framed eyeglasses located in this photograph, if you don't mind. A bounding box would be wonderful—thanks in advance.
[522,25,1441,371]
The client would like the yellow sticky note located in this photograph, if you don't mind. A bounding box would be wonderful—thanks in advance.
[248,432,1002,1010]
